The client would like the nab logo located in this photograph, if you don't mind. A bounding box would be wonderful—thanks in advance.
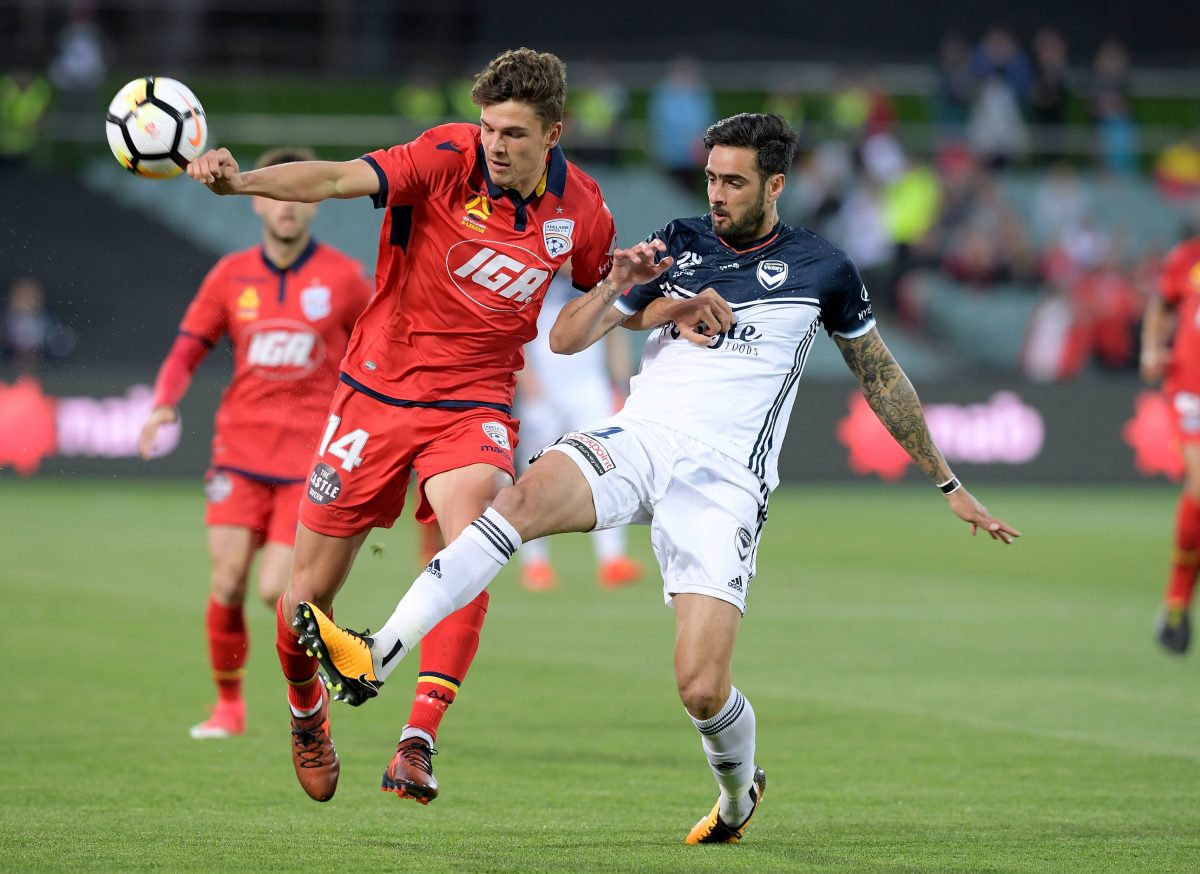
[244,319,325,380]
[446,240,552,313]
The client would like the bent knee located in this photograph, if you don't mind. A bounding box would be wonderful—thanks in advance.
[677,677,730,721]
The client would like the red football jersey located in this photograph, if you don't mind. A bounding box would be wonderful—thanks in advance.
[179,241,373,479]
[1161,238,1200,392]
[344,123,615,410]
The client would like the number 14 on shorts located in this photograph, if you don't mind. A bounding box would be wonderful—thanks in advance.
[319,414,370,472]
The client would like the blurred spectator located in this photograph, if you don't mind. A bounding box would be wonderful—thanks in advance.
[1032,161,1092,249]
[940,175,1036,286]
[1030,27,1071,128]
[863,134,942,314]
[1090,39,1138,176]
[1154,131,1200,200]
[2,277,75,371]
[930,31,975,135]
[780,139,854,234]
[970,26,1033,104]
[830,68,895,144]
[393,73,448,125]
[566,63,628,167]
[0,69,52,167]
[967,73,1030,167]
[648,57,715,193]
[47,0,106,114]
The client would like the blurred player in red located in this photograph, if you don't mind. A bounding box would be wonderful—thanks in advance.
[138,147,373,737]
[184,48,617,803]
[1141,236,1200,653]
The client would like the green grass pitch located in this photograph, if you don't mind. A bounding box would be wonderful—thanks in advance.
[3,479,1199,872]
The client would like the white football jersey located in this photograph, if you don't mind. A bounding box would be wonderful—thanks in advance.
[614,216,875,490]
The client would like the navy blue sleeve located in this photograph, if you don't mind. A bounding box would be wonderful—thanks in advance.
[613,223,676,316]
[819,252,876,337]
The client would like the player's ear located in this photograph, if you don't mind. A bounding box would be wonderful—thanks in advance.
[765,172,786,205]
[545,120,563,149]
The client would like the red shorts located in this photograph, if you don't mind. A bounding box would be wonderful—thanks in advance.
[299,382,518,537]
[204,468,304,546]
[1168,388,1200,444]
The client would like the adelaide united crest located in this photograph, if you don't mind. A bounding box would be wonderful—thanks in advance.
[542,218,575,258]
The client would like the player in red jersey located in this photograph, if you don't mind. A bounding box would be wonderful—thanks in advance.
[138,147,373,740]
[184,49,617,803]
[1142,236,1200,654]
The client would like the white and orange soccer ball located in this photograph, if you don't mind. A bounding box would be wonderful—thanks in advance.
[105,76,207,178]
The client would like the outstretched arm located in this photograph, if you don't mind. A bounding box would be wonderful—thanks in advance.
[549,239,676,354]
[835,327,1021,544]
[186,148,380,202]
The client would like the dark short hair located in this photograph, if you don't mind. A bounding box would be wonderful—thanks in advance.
[703,113,799,179]
[470,48,567,128]
[254,146,318,170]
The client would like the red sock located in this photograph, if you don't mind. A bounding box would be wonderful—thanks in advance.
[206,597,247,703]
[408,590,489,742]
[275,596,322,711]
[1166,493,1200,609]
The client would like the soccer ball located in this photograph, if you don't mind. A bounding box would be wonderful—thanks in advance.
[105,76,207,179]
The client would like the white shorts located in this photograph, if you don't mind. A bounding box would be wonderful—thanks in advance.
[540,414,768,612]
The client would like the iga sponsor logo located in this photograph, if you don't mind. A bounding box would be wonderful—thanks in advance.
[243,319,325,379]
[446,240,552,312]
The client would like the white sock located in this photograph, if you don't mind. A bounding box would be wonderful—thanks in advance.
[521,536,550,565]
[370,508,521,682]
[591,526,625,563]
[689,687,758,825]
[400,726,434,747]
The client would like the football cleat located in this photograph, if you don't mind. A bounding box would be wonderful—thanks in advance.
[598,556,643,589]
[520,560,558,592]
[293,602,383,706]
[684,767,766,845]
[189,698,245,739]
[381,736,440,804]
[289,684,339,802]
[1156,606,1191,654]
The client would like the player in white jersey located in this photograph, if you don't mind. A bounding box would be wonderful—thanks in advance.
[295,113,1021,844]
[516,265,642,591]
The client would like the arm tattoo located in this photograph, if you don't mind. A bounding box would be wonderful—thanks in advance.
[835,329,949,481]
[566,276,622,322]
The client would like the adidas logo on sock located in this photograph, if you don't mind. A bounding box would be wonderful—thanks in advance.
[425,558,442,578]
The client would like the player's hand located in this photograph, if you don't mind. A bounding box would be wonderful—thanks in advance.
[138,405,179,460]
[667,288,736,345]
[946,487,1021,544]
[608,239,674,288]
[186,148,243,195]
[1140,346,1168,384]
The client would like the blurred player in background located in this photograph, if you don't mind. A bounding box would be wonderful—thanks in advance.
[516,264,642,591]
[1141,235,1200,654]
[184,48,618,803]
[138,146,373,739]
[298,112,1020,843]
